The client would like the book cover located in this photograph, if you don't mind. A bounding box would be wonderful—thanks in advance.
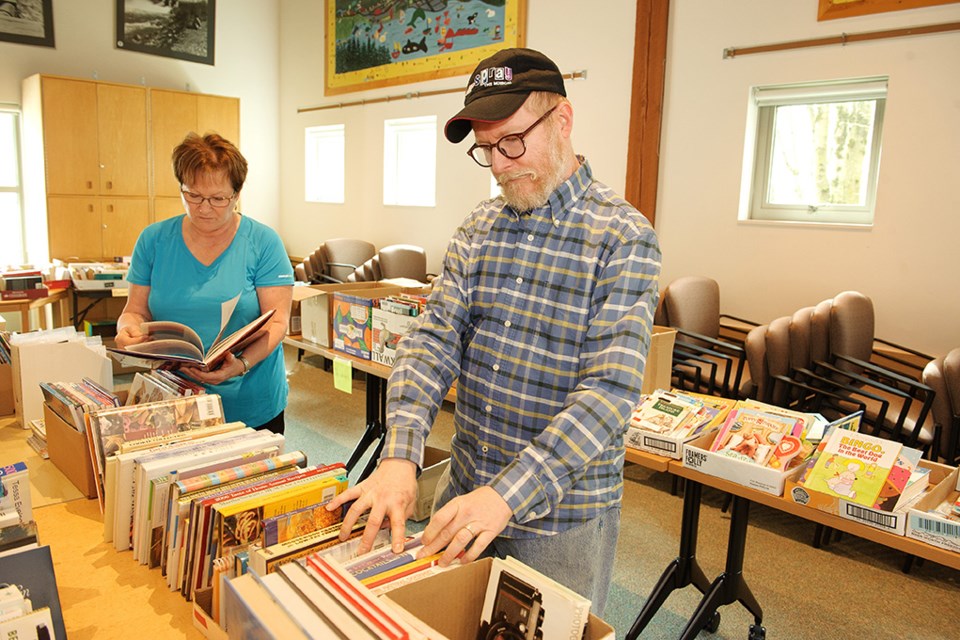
[0,462,31,525]
[478,556,590,640]
[802,428,902,507]
[709,407,801,467]
[0,546,65,640]
[261,499,344,548]
[107,307,274,372]
[220,572,310,640]
[873,446,928,513]
[630,390,701,435]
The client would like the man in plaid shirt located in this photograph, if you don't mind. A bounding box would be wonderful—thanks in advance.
[331,48,661,614]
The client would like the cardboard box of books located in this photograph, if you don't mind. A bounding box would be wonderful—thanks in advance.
[642,326,677,395]
[384,557,615,640]
[0,360,13,416]
[907,466,960,553]
[298,282,403,346]
[43,403,98,498]
[412,446,451,521]
[333,289,414,360]
[68,262,129,290]
[371,305,421,367]
[681,429,796,496]
[785,458,953,536]
[626,390,734,459]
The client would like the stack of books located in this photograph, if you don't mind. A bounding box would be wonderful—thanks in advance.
[125,369,206,405]
[0,462,66,640]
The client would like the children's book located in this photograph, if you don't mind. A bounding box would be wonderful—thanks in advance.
[709,407,801,467]
[801,427,902,507]
[630,390,701,435]
[107,300,274,372]
[873,446,929,512]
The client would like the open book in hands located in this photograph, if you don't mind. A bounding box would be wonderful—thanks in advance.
[108,308,274,372]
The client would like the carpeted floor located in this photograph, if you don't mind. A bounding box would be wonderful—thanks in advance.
[282,346,960,640]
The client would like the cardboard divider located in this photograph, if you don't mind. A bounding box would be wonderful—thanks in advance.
[43,403,97,498]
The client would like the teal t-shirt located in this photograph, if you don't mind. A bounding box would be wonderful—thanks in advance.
[127,214,294,427]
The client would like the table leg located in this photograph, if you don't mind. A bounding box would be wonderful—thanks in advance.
[19,307,29,332]
[678,495,764,640]
[344,374,385,479]
[625,481,711,640]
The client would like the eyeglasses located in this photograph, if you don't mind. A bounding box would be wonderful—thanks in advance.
[180,187,236,208]
[466,105,558,167]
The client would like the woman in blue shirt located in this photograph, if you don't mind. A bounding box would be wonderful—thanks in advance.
[116,133,294,433]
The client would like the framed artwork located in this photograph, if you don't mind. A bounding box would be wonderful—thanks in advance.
[115,0,216,65]
[818,0,960,20]
[0,0,54,48]
[325,0,527,96]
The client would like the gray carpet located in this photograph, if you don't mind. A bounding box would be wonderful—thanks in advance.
[282,347,960,639]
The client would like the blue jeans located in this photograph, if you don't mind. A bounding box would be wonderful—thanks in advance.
[478,507,621,616]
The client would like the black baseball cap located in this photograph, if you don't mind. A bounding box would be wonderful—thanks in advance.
[444,47,566,144]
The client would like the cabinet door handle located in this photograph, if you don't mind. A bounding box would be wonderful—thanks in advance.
[106,181,113,190]
[103,224,108,229]
[107,204,114,212]
[88,204,94,212]
[86,180,93,189]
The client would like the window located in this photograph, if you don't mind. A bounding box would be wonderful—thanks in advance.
[305,124,345,204]
[744,77,887,225]
[0,108,25,264]
[383,116,436,207]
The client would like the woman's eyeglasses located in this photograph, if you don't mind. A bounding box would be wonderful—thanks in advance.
[466,106,558,168]
[180,188,236,208]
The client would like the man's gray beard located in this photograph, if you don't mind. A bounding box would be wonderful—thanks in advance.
[499,131,567,213]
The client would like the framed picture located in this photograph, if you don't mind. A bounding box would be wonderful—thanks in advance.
[0,0,55,48]
[325,0,527,96]
[115,0,216,66]
[818,0,960,20]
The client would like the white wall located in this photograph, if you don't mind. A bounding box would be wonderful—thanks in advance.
[0,0,280,239]
[658,1,960,355]
[278,0,638,275]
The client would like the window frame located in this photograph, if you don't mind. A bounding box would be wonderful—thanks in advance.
[304,123,346,204]
[744,77,887,226]
[382,115,437,208]
[0,107,26,264]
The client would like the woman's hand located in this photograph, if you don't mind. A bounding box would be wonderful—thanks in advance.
[179,352,247,386]
[114,323,146,349]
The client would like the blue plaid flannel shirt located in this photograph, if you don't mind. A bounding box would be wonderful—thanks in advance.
[382,159,661,537]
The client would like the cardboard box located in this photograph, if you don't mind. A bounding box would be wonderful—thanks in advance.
[0,362,13,416]
[786,459,954,536]
[643,326,677,395]
[43,403,97,498]
[412,446,451,521]
[907,466,960,552]
[299,282,403,347]
[11,338,113,426]
[383,557,615,640]
[371,306,420,367]
[68,263,129,291]
[681,431,794,496]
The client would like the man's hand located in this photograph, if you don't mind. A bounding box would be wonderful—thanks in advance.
[416,486,512,566]
[326,458,418,555]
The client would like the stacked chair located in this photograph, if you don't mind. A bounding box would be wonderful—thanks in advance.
[346,244,435,284]
[295,239,377,284]
[656,276,758,400]
[922,347,960,465]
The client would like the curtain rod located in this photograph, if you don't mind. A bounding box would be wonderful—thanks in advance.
[723,20,960,59]
[297,70,587,114]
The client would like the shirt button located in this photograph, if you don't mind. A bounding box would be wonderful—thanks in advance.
[482,445,489,453]
[485,404,492,412]
[492,364,500,372]
[504,320,512,328]
[527,234,534,241]
[515,277,523,285]
[553,219,560,227]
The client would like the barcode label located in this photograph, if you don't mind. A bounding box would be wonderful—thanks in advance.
[844,504,897,530]
[197,395,223,421]
[914,517,960,537]
[643,436,678,454]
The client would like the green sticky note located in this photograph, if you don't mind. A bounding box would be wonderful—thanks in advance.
[333,357,353,394]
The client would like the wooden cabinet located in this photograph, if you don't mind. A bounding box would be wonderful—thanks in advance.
[22,74,238,262]
[46,196,149,260]
[150,89,240,198]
